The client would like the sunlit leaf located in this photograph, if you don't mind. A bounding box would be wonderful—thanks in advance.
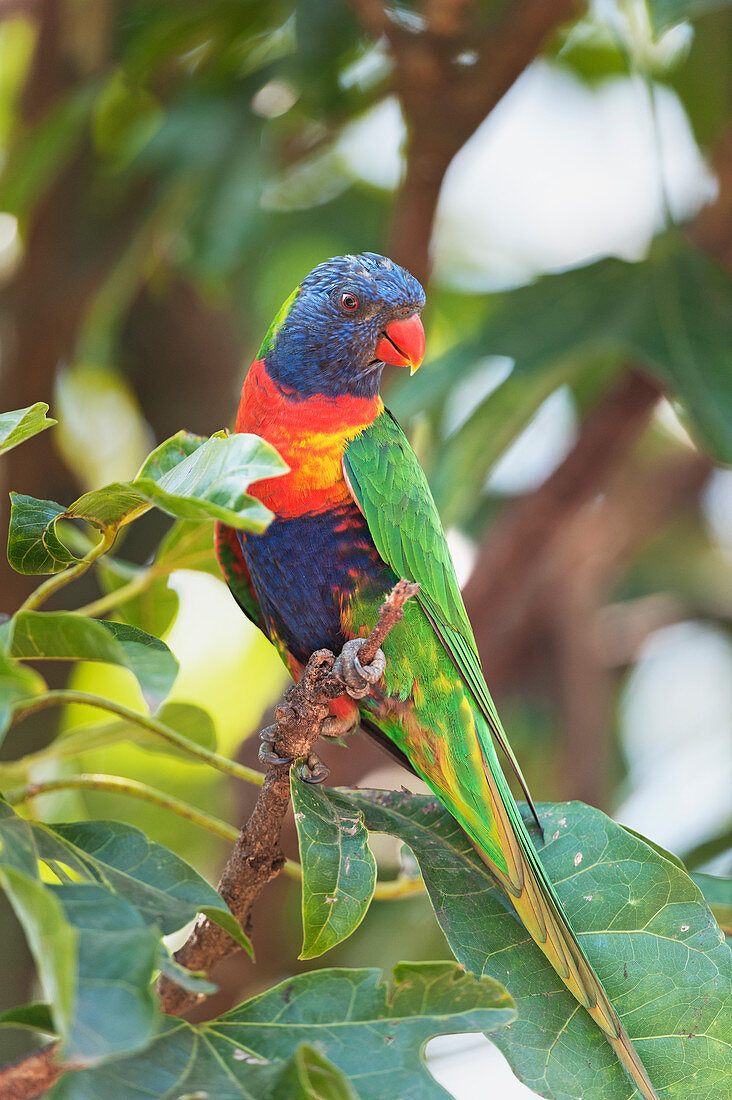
[7,431,286,577]
[291,771,376,959]
[269,1043,360,1100]
[4,613,178,709]
[331,791,732,1100]
[0,403,56,456]
[51,963,516,1100]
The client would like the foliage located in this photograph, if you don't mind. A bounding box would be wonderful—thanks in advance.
[0,0,731,1095]
[0,407,728,1097]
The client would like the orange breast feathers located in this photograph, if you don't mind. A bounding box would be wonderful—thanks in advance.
[235,358,382,519]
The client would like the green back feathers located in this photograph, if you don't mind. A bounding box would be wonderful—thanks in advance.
[344,410,540,826]
[257,285,301,358]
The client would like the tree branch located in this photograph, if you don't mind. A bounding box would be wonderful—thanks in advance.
[0,580,420,1097]
[359,0,580,282]
[157,579,419,1017]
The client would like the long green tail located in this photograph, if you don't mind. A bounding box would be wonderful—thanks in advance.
[368,611,659,1100]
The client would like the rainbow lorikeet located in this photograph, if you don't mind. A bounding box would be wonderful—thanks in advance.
[215,253,657,1099]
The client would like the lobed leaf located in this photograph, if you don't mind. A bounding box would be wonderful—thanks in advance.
[331,790,732,1100]
[50,962,516,1100]
[291,771,376,959]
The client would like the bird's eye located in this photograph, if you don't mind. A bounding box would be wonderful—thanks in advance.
[340,292,359,312]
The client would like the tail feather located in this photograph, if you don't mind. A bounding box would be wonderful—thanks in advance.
[476,756,659,1100]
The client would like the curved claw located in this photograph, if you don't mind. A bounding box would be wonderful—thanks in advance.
[258,743,295,766]
[300,752,330,784]
[335,638,387,699]
[258,724,294,766]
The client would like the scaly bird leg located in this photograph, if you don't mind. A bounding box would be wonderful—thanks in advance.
[333,638,386,698]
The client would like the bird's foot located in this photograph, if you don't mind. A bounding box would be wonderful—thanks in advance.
[258,724,295,767]
[299,752,330,784]
[334,638,386,699]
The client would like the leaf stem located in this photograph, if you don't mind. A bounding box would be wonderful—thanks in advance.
[10,690,265,787]
[18,527,118,613]
[73,566,157,618]
[7,773,242,841]
[373,875,425,900]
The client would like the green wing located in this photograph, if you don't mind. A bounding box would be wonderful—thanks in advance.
[344,410,540,828]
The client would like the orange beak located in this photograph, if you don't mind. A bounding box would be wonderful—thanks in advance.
[374,313,425,375]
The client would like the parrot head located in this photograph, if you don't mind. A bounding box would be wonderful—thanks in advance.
[260,252,426,399]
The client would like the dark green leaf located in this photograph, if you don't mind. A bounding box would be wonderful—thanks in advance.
[5,612,178,708]
[7,494,80,575]
[0,403,56,456]
[0,1002,55,1033]
[332,791,732,1100]
[291,771,376,959]
[269,1044,360,1100]
[50,963,515,1100]
[41,819,251,953]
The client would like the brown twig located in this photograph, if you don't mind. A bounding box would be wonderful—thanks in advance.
[0,1044,69,1100]
[348,0,580,282]
[157,578,418,1017]
[358,578,421,666]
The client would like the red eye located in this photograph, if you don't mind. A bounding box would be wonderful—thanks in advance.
[341,293,359,311]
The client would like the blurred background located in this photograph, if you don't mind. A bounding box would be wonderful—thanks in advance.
[0,1,730,1095]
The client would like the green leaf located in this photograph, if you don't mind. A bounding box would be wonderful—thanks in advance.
[154,518,220,576]
[135,700,218,758]
[0,1001,55,1033]
[51,883,161,1062]
[0,802,77,1049]
[7,494,80,575]
[0,800,250,1064]
[331,791,732,1100]
[400,240,732,526]
[5,612,178,708]
[133,430,286,530]
[50,963,515,1100]
[270,1044,360,1100]
[291,771,376,959]
[692,873,732,936]
[97,556,180,638]
[40,819,251,954]
[0,403,56,456]
[7,431,286,577]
